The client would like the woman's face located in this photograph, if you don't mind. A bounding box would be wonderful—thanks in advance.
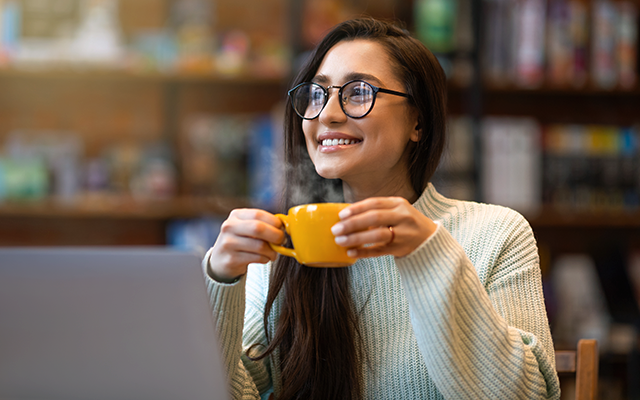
[302,39,420,196]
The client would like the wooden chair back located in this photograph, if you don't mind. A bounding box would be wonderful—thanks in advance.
[555,339,599,400]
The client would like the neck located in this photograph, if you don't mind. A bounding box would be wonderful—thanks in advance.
[342,178,418,203]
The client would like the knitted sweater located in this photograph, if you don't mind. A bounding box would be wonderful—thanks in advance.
[203,183,561,399]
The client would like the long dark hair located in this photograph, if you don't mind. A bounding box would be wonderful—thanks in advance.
[251,18,447,400]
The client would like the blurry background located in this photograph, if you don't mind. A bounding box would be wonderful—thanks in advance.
[0,0,639,398]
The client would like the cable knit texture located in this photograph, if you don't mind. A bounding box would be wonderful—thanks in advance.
[203,183,561,399]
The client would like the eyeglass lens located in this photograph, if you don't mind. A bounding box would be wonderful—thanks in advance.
[291,81,375,119]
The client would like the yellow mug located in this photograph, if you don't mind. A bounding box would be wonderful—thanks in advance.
[269,203,357,267]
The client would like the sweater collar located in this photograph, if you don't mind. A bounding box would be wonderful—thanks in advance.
[412,183,457,222]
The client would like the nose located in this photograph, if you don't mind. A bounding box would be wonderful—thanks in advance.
[318,86,347,124]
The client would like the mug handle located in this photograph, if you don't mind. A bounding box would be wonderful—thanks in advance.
[268,214,297,259]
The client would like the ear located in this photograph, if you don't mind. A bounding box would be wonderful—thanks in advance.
[410,120,421,142]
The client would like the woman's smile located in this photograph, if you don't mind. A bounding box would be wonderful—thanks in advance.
[317,132,363,152]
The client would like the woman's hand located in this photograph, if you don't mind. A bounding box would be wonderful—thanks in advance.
[331,197,437,259]
[207,209,284,283]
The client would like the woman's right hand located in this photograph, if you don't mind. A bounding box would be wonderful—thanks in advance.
[207,208,285,283]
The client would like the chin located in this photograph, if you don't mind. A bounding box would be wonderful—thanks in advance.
[315,165,344,180]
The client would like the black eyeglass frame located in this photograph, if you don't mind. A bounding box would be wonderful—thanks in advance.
[287,79,410,120]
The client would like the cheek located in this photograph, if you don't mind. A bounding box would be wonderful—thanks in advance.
[302,121,315,145]
[302,120,312,135]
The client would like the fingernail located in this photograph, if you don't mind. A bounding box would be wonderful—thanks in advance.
[331,223,344,235]
[347,249,358,257]
[334,235,347,244]
[338,209,351,219]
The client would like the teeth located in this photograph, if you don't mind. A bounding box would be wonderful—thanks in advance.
[321,139,359,146]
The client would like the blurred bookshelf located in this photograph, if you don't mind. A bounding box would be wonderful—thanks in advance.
[434,0,640,398]
[0,0,291,250]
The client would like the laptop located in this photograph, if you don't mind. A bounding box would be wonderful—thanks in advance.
[0,247,229,400]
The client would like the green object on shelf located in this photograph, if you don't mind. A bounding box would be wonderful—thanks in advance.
[0,157,49,201]
[414,0,457,53]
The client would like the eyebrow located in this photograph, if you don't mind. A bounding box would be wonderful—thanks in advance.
[312,72,384,86]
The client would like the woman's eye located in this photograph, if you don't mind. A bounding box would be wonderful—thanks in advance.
[347,86,372,102]
[310,89,325,105]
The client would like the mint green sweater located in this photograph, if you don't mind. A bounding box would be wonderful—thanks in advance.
[204,184,561,399]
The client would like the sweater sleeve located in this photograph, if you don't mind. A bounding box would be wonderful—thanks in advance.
[395,214,560,399]
[202,249,273,400]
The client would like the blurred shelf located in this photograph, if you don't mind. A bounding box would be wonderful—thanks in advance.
[481,82,640,96]
[3,197,640,228]
[448,80,640,95]
[527,208,640,228]
[448,88,640,126]
[0,66,285,85]
[0,194,249,220]
[448,83,640,125]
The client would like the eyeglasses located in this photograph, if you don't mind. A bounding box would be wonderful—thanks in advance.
[288,79,409,120]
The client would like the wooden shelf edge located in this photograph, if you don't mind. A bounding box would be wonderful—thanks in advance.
[0,195,248,220]
[480,80,640,95]
[527,208,640,228]
[0,67,285,85]
[447,80,640,96]
[3,198,640,227]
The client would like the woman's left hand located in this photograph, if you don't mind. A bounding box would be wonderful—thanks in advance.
[331,196,438,259]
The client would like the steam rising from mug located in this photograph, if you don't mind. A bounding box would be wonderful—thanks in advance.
[286,156,344,206]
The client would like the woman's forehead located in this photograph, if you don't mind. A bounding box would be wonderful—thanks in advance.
[314,39,399,86]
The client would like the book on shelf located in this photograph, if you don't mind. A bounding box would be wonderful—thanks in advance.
[414,0,458,54]
[592,0,618,89]
[481,0,516,85]
[617,1,639,89]
[247,106,284,212]
[182,110,282,208]
[481,117,542,215]
[547,0,590,87]
[515,0,547,88]
[480,0,639,89]
[542,123,640,212]
[481,0,548,87]
[548,253,611,350]
[480,117,640,215]
[432,116,476,201]
[628,251,640,315]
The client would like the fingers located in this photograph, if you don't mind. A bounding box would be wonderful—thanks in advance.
[224,209,285,245]
[217,235,279,263]
[231,208,283,228]
[334,225,393,249]
[332,198,401,256]
[333,197,437,259]
[332,197,406,238]
[208,208,284,281]
[338,197,401,219]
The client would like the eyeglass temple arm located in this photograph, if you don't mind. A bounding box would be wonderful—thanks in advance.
[376,87,409,98]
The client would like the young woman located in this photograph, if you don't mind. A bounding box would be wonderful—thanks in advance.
[204,18,560,400]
